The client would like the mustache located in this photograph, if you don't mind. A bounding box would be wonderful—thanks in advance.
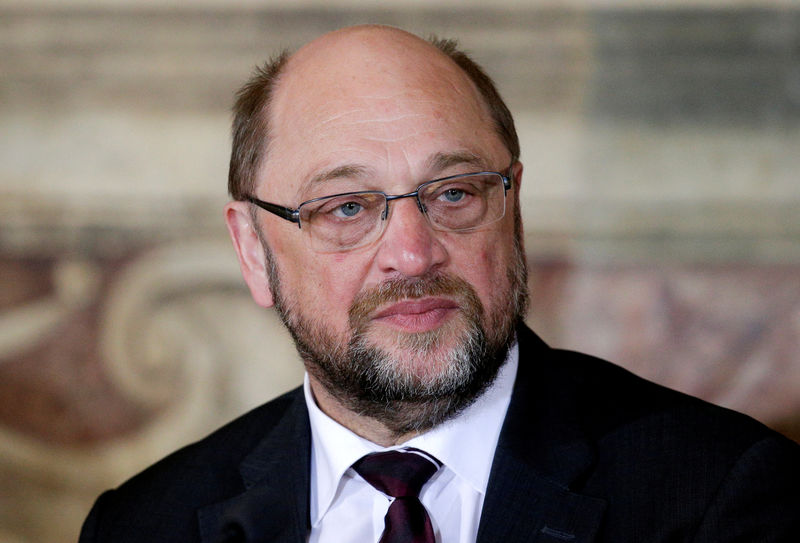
[348,273,483,330]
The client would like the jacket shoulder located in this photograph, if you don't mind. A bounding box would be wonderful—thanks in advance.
[546,345,776,444]
[80,386,307,542]
[513,327,800,540]
[516,325,779,445]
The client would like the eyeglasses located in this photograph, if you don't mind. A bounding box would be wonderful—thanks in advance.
[246,165,514,253]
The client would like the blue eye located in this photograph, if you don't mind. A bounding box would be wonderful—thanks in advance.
[442,188,465,202]
[334,202,363,217]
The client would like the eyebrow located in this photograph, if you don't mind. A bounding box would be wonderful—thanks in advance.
[427,151,489,174]
[299,164,370,195]
[297,151,489,198]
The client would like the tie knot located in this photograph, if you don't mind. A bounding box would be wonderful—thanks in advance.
[352,448,441,498]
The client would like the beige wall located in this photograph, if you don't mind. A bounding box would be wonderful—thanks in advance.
[1,2,799,542]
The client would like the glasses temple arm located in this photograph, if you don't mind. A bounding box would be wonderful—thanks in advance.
[246,197,300,224]
[502,159,519,192]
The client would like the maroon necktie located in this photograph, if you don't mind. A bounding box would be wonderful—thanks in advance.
[352,447,442,543]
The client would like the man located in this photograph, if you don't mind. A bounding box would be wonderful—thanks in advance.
[80,25,799,542]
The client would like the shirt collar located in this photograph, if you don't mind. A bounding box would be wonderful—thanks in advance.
[304,341,519,526]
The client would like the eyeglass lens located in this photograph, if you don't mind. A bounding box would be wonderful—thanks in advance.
[299,173,506,252]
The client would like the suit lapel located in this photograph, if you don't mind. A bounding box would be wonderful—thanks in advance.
[197,389,311,543]
[477,326,607,543]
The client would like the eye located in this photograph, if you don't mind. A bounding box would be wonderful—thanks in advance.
[440,188,466,202]
[333,201,363,218]
[431,183,477,205]
[305,192,384,225]
[314,195,374,220]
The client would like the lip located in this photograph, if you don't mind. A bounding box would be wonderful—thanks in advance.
[373,297,459,332]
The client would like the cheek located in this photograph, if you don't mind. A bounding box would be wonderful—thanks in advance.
[316,255,355,300]
[475,246,504,298]
[448,233,507,298]
[288,251,369,323]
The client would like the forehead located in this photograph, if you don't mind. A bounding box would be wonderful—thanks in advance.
[258,29,504,199]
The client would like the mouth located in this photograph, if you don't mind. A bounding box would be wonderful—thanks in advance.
[372,297,460,333]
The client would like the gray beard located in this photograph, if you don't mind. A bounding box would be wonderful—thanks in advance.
[258,208,528,436]
[340,316,506,435]
[296,274,515,435]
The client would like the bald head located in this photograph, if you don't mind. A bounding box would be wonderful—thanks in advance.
[274,27,478,127]
[288,25,451,76]
[228,25,519,200]
[280,26,475,105]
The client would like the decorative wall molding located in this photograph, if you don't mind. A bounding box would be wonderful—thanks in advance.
[0,240,303,542]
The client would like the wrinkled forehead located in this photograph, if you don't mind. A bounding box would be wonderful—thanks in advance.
[258,29,497,198]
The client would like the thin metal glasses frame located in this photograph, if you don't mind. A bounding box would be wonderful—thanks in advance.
[245,165,514,230]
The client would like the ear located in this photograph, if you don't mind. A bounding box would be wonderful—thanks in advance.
[224,201,275,308]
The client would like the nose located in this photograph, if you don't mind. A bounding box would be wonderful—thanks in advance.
[374,196,448,278]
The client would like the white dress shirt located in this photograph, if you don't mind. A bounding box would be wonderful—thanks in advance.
[305,343,518,543]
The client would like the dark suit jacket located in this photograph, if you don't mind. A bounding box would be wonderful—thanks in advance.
[79,325,800,542]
